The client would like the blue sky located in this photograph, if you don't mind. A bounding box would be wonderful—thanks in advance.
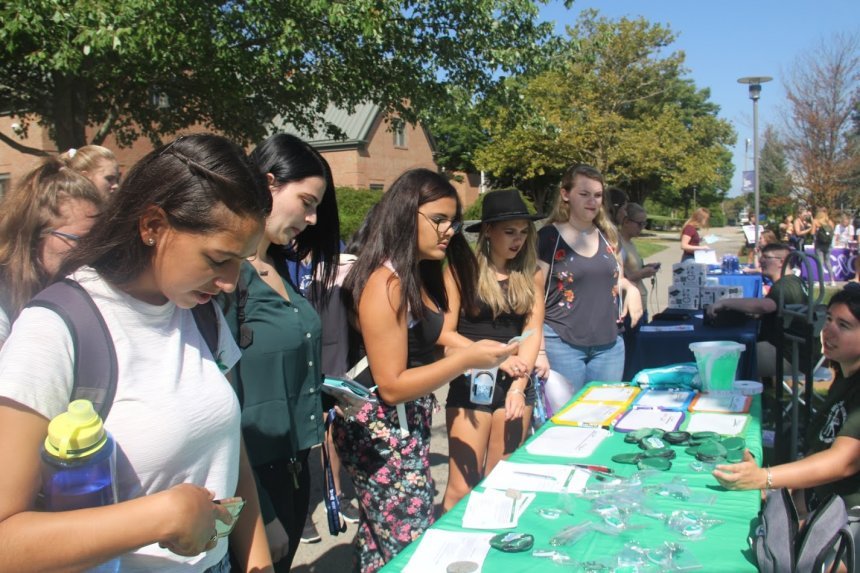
[539,0,859,197]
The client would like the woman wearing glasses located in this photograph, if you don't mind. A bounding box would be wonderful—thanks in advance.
[0,158,103,346]
[439,189,545,511]
[333,169,516,572]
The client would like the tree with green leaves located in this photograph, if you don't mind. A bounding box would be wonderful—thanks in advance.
[0,0,557,154]
[758,125,795,222]
[475,11,735,215]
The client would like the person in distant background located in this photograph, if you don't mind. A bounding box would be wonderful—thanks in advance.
[794,207,813,251]
[0,158,103,346]
[780,213,794,246]
[835,212,855,248]
[679,207,710,262]
[812,206,836,287]
[59,145,121,196]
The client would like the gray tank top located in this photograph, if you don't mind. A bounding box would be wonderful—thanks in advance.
[538,224,620,347]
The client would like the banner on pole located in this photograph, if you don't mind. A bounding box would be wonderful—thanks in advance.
[742,170,755,193]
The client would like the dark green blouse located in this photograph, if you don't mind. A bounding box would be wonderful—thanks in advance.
[222,261,325,468]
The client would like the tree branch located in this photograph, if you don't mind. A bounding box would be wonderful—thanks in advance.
[0,131,50,156]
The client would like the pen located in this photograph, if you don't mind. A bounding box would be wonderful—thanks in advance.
[569,464,614,474]
[512,470,558,481]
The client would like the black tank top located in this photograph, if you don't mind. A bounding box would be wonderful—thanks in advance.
[457,280,525,343]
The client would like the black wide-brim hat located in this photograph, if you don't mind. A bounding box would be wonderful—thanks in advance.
[465,188,544,233]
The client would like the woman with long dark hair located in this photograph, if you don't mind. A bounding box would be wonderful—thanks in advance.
[332,168,515,572]
[0,134,273,572]
[219,133,340,570]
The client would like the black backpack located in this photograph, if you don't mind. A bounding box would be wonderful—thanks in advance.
[755,487,855,573]
[816,225,834,246]
[26,278,219,420]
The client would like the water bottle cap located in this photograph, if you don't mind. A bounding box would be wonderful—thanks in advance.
[44,399,107,460]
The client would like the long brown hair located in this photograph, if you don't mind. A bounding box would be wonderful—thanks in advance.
[550,164,620,253]
[0,158,103,319]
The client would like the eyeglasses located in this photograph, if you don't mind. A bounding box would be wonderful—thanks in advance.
[761,255,785,262]
[418,211,463,235]
[47,230,81,242]
[627,219,647,227]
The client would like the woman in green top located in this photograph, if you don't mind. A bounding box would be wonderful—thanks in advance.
[220,133,340,571]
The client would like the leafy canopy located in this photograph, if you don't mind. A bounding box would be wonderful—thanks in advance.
[474,11,735,214]
[0,0,555,152]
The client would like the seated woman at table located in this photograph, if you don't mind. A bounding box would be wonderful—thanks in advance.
[680,207,711,262]
[537,164,642,393]
[713,284,860,519]
[439,189,545,511]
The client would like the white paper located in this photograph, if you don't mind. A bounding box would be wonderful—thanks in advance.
[461,488,535,530]
[554,402,622,426]
[582,386,637,403]
[702,234,721,245]
[403,530,494,573]
[635,390,695,410]
[685,412,749,435]
[481,460,572,493]
[690,392,750,413]
[615,408,684,432]
[694,249,718,264]
[640,324,695,332]
[525,425,611,458]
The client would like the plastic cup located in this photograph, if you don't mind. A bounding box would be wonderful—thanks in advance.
[689,341,745,392]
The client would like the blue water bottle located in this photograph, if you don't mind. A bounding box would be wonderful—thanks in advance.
[41,399,119,572]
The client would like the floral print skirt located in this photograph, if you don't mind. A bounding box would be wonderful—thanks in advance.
[332,395,436,573]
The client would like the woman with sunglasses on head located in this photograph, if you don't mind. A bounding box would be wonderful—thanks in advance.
[218,133,341,570]
[0,134,273,572]
[537,164,643,394]
[0,158,103,347]
[714,284,860,524]
[332,169,516,572]
[440,189,545,511]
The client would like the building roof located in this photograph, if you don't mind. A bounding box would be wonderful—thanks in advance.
[272,102,381,150]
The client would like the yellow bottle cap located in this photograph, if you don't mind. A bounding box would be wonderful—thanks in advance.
[44,399,107,460]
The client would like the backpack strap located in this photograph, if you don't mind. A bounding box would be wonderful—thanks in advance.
[191,301,219,358]
[26,279,118,421]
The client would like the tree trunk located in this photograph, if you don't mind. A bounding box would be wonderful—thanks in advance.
[51,74,88,151]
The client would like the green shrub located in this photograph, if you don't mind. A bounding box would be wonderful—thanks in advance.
[335,187,383,240]
[709,210,727,227]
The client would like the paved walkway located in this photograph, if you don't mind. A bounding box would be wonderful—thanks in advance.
[291,225,754,571]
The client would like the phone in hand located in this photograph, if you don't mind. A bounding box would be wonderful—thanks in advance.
[650,262,662,271]
[214,497,246,538]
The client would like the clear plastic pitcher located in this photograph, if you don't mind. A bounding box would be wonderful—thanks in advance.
[689,341,745,392]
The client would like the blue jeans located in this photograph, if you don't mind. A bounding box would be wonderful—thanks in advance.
[543,324,625,394]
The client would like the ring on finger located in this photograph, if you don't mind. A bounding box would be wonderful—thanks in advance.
[208,531,217,544]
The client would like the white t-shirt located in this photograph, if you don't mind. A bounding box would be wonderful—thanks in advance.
[0,267,242,572]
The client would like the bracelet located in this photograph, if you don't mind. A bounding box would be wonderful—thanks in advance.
[765,467,773,490]
[508,388,526,398]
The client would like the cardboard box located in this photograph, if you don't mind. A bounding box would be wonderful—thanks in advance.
[671,262,708,288]
[700,285,744,307]
[668,285,700,310]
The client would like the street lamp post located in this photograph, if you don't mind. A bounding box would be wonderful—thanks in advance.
[737,76,772,264]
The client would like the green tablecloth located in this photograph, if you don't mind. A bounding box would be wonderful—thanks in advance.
[382,386,763,572]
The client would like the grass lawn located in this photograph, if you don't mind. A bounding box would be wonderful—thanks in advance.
[632,237,668,259]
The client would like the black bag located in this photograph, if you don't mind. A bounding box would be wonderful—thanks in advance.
[816,225,834,246]
[754,488,855,573]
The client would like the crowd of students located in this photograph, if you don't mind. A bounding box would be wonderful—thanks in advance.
[0,131,857,572]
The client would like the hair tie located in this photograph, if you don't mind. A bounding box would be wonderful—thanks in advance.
[67,148,77,158]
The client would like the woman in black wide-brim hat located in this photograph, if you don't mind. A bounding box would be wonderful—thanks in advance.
[439,188,547,510]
